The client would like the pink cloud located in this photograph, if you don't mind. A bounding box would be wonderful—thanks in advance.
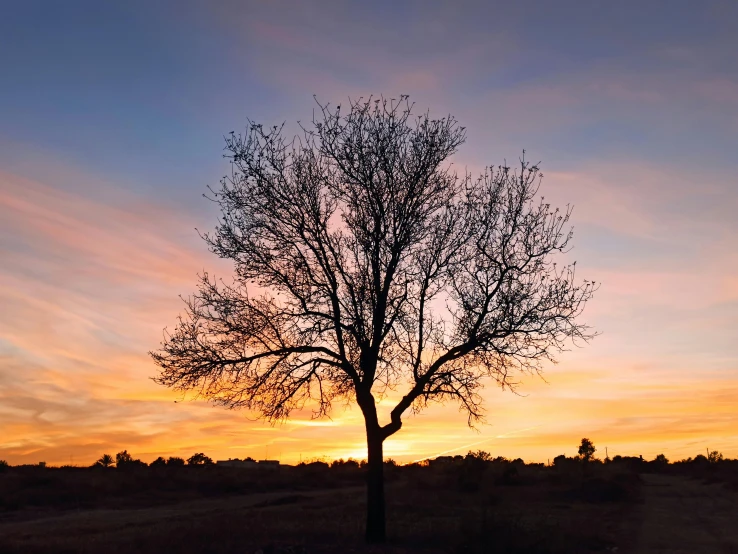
[1,136,737,467]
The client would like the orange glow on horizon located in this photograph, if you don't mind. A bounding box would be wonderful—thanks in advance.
[1,158,737,467]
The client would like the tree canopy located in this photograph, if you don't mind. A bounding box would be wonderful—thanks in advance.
[578,438,597,461]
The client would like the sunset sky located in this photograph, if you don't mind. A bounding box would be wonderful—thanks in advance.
[1,1,737,466]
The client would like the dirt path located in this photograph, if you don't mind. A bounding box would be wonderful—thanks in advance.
[633,473,738,553]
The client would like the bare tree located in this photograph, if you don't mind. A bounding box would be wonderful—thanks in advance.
[151,96,596,543]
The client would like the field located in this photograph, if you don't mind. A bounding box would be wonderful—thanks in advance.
[0,457,736,553]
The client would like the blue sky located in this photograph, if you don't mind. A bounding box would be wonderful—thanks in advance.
[3,0,736,188]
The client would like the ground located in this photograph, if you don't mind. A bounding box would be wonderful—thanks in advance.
[0,461,735,553]
[633,474,738,553]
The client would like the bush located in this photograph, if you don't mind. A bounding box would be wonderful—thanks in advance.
[654,454,669,465]
[553,454,567,467]
[167,457,186,467]
[330,458,359,469]
[0,460,9,472]
[692,454,709,466]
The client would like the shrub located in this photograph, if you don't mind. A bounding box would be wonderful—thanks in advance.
[150,457,167,467]
[692,454,709,466]
[653,454,669,465]
[0,459,9,471]
[167,456,186,467]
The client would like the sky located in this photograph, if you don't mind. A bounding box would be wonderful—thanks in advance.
[1,0,737,466]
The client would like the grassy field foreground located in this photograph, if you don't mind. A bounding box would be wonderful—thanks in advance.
[0,456,656,553]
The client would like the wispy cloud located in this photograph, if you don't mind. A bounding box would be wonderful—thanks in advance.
[2,146,737,466]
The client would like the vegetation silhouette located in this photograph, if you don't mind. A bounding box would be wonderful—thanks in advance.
[708,450,724,463]
[115,450,132,465]
[94,453,114,468]
[149,94,599,542]
[114,450,147,469]
[187,452,214,466]
[578,437,596,461]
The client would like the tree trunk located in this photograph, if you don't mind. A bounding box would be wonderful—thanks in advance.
[365,429,386,543]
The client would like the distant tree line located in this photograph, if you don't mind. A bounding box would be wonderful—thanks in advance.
[90,450,214,468]
[0,438,732,470]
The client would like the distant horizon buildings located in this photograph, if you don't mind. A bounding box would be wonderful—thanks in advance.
[216,458,280,469]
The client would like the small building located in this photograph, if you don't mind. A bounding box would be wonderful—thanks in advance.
[257,459,280,469]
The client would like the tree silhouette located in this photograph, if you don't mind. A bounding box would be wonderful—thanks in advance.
[151,96,596,543]
[187,452,214,466]
[578,438,596,461]
[693,454,708,465]
[95,453,115,468]
[115,450,132,466]
[708,450,724,463]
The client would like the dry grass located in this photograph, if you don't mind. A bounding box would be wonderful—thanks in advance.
[0,461,642,553]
